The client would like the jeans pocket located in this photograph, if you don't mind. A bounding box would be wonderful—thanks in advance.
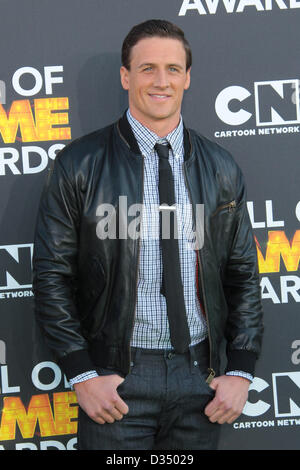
[205,381,216,396]
[115,362,137,394]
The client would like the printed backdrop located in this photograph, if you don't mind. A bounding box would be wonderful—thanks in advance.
[0,0,299,450]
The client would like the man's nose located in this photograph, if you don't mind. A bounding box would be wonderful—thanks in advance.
[153,69,169,88]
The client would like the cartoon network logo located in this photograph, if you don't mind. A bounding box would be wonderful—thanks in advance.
[214,79,300,138]
[242,371,300,419]
[178,0,300,15]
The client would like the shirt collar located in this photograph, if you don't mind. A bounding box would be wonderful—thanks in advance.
[126,108,184,157]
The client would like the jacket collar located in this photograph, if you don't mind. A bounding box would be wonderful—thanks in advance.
[118,110,191,161]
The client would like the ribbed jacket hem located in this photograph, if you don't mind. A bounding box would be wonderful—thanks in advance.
[58,349,95,381]
[226,349,257,376]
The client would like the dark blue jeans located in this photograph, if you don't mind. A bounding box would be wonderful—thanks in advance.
[77,340,220,450]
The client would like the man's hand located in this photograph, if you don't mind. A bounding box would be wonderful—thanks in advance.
[204,375,250,424]
[74,374,129,424]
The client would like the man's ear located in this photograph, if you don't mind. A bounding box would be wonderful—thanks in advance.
[184,67,191,91]
[120,66,129,90]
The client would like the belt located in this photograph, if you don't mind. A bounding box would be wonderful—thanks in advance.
[130,338,209,357]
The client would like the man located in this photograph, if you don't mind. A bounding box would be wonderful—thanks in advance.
[33,19,263,450]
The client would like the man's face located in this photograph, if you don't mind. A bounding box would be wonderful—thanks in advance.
[120,36,191,132]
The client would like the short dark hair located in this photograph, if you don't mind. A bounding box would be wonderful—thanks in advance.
[122,19,192,71]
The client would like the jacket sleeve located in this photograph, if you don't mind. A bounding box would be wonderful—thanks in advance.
[32,152,96,380]
[223,165,264,376]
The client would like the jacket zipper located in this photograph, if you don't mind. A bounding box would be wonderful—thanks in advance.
[128,156,145,374]
[182,140,216,385]
[211,200,236,218]
[197,248,215,385]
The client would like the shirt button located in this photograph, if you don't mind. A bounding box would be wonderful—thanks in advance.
[194,360,198,366]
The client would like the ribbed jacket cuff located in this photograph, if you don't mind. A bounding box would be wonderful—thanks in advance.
[58,349,96,381]
[226,349,257,377]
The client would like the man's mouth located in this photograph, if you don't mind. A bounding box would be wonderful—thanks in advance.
[149,94,170,100]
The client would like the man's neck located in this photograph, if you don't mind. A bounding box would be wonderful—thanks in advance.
[128,108,181,138]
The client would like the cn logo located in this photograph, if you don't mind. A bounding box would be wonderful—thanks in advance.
[0,244,33,290]
[215,79,300,126]
[272,372,300,418]
[243,372,300,418]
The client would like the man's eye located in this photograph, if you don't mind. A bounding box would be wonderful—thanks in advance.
[169,67,179,72]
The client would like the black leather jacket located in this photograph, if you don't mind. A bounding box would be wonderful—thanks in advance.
[32,113,263,381]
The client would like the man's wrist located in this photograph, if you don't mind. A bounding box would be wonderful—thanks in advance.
[226,370,253,382]
[69,370,99,388]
